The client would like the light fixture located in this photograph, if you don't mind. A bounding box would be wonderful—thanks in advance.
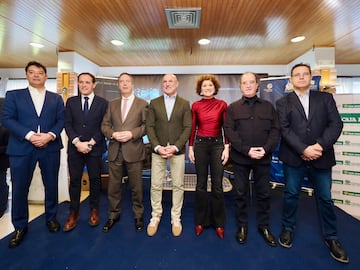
[29,42,44,48]
[198,38,210,45]
[111,40,124,46]
[291,36,305,43]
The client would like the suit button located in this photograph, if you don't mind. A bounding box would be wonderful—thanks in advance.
[83,124,86,128]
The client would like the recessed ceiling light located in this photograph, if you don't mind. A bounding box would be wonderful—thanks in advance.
[29,42,44,48]
[111,40,124,46]
[198,38,210,45]
[291,36,305,43]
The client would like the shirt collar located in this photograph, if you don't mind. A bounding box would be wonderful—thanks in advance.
[82,92,95,99]
[28,85,46,94]
[294,89,310,97]
[240,95,259,104]
[164,93,177,99]
[121,93,134,100]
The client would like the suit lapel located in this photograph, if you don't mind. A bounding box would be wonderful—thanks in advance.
[25,88,40,117]
[289,92,307,120]
[126,96,143,121]
[307,91,317,122]
[89,95,99,115]
[158,96,168,121]
[38,91,52,118]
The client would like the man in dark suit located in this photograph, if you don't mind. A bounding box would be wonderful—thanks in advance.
[224,72,280,247]
[2,61,64,248]
[146,74,192,237]
[0,124,10,218]
[101,72,148,232]
[276,63,348,264]
[0,98,10,218]
[63,72,108,231]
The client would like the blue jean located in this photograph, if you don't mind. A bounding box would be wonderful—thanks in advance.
[281,164,337,239]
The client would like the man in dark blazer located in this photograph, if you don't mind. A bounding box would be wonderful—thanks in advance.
[0,123,10,218]
[63,72,108,232]
[101,72,148,232]
[2,61,64,248]
[276,63,348,264]
[0,97,10,218]
[146,74,192,237]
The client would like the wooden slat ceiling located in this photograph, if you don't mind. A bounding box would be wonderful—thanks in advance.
[0,0,360,69]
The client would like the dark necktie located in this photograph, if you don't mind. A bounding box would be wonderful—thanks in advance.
[84,96,89,116]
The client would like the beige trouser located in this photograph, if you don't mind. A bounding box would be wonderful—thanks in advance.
[150,153,185,222]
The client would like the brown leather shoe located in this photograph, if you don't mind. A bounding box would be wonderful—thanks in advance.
[63,212,80,232]
[89,209,100,227]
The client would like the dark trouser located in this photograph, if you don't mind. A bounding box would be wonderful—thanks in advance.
[68,152,102,213]
[194,136,226,227]
[0,169,9,217]
[10,149,60,230]
[232,163,271,228]
[107,148,144,220]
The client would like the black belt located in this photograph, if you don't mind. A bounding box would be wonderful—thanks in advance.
[196,136,222,141]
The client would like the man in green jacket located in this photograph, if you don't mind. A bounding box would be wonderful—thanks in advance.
[146,74,191,237]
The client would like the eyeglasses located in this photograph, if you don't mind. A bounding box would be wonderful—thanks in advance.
[292,72,311,78]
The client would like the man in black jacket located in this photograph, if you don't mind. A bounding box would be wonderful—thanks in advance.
[224,72,280,247]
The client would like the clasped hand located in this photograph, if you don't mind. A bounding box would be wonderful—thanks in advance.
[112,131,132,142]
[248,147,265,159]
[158,145,176,159]
[30,133,52,148]
[301,143,323,161]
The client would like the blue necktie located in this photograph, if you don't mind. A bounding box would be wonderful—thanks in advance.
[84,96,89,116]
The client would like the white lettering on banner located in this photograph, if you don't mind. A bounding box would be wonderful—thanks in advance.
[333,94,360,218]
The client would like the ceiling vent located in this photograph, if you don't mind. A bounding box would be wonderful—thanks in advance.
[165,8,201,29]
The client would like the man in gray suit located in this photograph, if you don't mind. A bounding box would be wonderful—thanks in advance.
[101,72,148,232]
[146,74,191,237]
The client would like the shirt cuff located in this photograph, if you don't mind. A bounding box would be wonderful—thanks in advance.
[25,131,35,141]
[72,137,80,145]
[154,145,161,153]
[48,132,56,140]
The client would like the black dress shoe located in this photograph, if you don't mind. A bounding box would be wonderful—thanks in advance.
[135,217,144,232]
[325,239,349,264]
[279,229,293,248]
[9,228,28,248]
[235,226,248,244]
[47,220,60,233]
[102,218,119,232]
[258,227,277,247]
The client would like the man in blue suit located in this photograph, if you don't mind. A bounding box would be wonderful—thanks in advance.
[63,72,108,231]
[276,63,349,264]
[2,61,65,248]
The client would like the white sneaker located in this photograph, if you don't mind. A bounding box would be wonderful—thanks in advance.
[147,217,160,236]
[172,220,182,237]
